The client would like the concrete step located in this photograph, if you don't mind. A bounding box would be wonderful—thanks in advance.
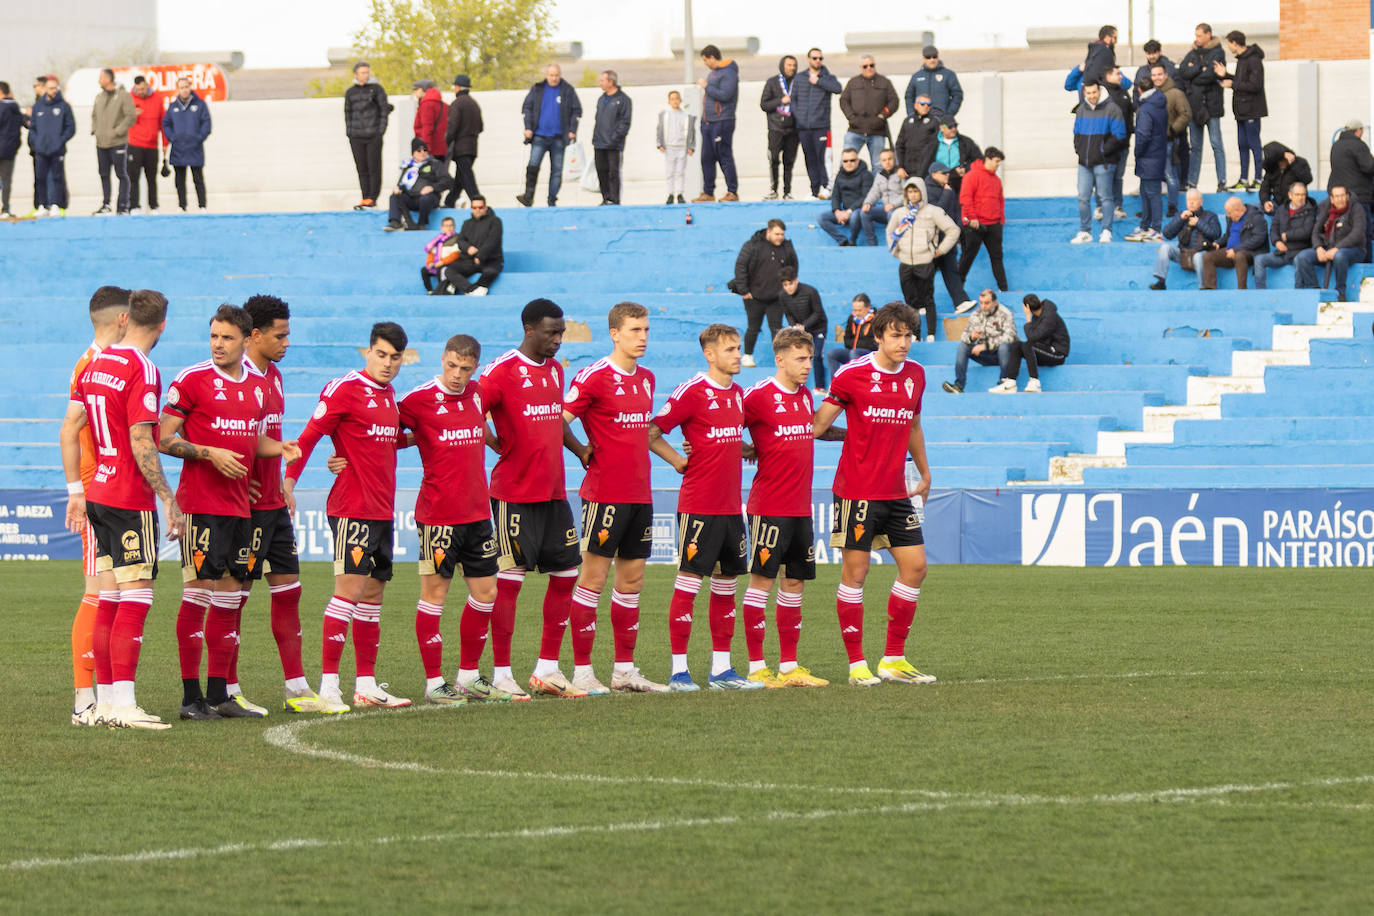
[1187,374,1265,406]
[1047,453,1127,485]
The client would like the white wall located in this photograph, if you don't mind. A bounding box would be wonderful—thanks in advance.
[6,60,1369,215]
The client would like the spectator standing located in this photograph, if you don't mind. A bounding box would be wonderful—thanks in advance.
[1328,120,1374,235]
[1215,31,1266,190]
[886,176,959,341]
[905,46,963,119]
[0,82,20,218]
[443,75,483,208]
[839,56,899,167]
[1070,82,1126,243]
[730,218,798,366]
[29,77,75,217]
[818,148,871,246]
[1126,85,1168,242]
[439,196,502,295]
[1083,26,1118,87]
[1101,68,1134,221]
[656,90,694,204]
[942,289,1020,393]
[916,119,980,192]
[777,266,830,391]
[791,48,842,199]
[759,56,799,200]
[412,80,448,165]
[694,44,740,202]
[518,64,581,208]
[1254,182,1316,289]
[127,76,164,212]
[592,70,632,206]
[344,62,391,210]
[926,163,973,311]
[957,148,1008,291]
[1257,142,1312,214]
[1133,40,1177,97]
[860,147,902,245]
[162,77,211,211]
[1178,23,1228,192]
[384,138,450,231]
[1010,295,1070,393]
[1295,186,1368,300]
[1200,196,1268,289]
[823,293,877,382]
[895,94,940,179]
[1149,188,1222,289]
[1153,64,1192,217]
[91,69,136,215]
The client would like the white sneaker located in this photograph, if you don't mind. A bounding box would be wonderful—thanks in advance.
[1114,206,1128,219]
[71,703,99,726]
[317,686,352,714]
[1123,228,1149,242]
[106,705,172,730]
[230,693,269,716]
[1024,378,1042,393]
[49,205,64,217]
[610,667,671,693]
[492,675,532,701]
[954,299,977,315]
[468,286,488,296]
[571,670,611,696]
[816,188,831,200]
[740,354,757,368]
[34,207,50,218]
[0,210,14,220]
[1099,230,1113,243]
[989,378,1017,393]
[353,682,412,708]
[1070,231,1092,244]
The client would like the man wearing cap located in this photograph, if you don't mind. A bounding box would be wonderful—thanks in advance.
[385,138,450,231]
[916,118,980,193]
[905,46,963,119]
[444,74,483,208]
[412,79,448,166]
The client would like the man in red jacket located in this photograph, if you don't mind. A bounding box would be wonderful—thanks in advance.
[412,80,448,165]
[956,147,1008,300]
[127,76,164,212]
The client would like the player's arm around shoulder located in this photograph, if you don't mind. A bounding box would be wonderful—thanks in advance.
[647,421,687,474]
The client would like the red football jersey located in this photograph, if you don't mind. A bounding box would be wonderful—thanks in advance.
[824,353,925,500]
[482,350,566,503]
[287,370,404,521]
[564,357,654,504]
[248,360,287,511]
[743,377,815,517]
[652,374,744,515]
[163,360,268,518]
[399,377,490,526]
[70,344,162,511]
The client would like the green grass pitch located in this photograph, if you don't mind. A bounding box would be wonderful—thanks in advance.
[4,561,1373,913]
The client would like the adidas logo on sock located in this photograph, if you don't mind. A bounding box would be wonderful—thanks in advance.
[842,625,859,634]
[190,630,204,640]
[328,633,347,643]
[425,635,442,645]
[580,622,596,632]
[628,623,639,631]
[673,613,693,623]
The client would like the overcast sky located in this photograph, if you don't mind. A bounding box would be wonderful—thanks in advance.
[159,0,1280,70]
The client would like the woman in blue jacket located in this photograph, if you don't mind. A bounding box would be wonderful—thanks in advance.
[162,77,212,210]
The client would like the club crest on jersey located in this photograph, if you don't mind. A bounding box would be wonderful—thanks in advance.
[167,387,180,405]
[871,371,881,381]
[142,392,158,412]
[904,378,916,399]
[567,385,579,402]
[313,401,327,420]
[255,387,264,407]
[643,380,652,398]
[214,377,224,389]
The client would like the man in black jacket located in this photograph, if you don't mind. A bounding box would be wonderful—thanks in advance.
[384,139,450,231]
[915,119,980,192]
[1200,196,1267,289]
[894,95,941,179]
[1257,142,1312,213]
[440,197,502,295]
[1215,31,1266,189]
[592,70,631,205]
[1328,121,1374,252]
[518,63,582,207]
[443,74,482,208]
[1177,23,1228,191]
[1082,26,1117,86]
[1295,185,1369,300]
[778,267,829,391]
[0,81,20,217]
[926,163,972,310]
[344,62,392,209]
[1254,182,1316,289]
[818,149,871,245]
[1009,295,1069,393]
[731,219,798,366]
[760,56,799,200]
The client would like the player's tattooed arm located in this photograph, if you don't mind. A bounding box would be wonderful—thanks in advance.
[131,422,183,540]
[159,413,247,478]
[647,423,688,475]
[563,419,592,469]
[817,425,846,441]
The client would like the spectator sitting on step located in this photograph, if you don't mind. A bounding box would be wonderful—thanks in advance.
[1150,188,1221,289]
[421,216,460,293]
[943,288,1019,393]
[823,293,877,385]
[436,196,502,296]
[1200,196,1268,289]
[1009,294,1070,393]
[819,147,872,246]
[1257,142,1312,214]
[1253,181,1315,289]
[385,138,450,231]
[1294,184,1368,301]
[859,147,902,246]
[777,265,829,392]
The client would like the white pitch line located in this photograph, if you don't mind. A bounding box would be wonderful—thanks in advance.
[8,778,1373,873]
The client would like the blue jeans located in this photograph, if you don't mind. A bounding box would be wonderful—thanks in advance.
[858,202,888,245]
[819,207,862,244]
[1253,250,1298,289]
[1077,164,1114,232]
[842,131,886,168]
[700,119,738,195]
[1294,247,1367,298]
[1109,149,1128,212]
[825,346,867,382]
[1188,119,1227,186]
[528,134,566,203]
[808,332,828,388]
[1153,243,1206,287]
[1138,178,1163,232]
[954,340,1015,386]
[1236,119,1262,182]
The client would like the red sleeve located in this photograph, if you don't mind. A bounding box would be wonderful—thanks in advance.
[286,384,346,482]
[959,170,976,222]
[398,392,418,432]
[825,367,854,409]
[481,366,504,415]
[741,387,763,426]
[162,374,194,419]
[564,370,595,418]
[127,370,161,427]
[911,366,925,417]
[653,385,692,435]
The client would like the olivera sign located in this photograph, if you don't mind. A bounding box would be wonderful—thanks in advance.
[65,64,229,103]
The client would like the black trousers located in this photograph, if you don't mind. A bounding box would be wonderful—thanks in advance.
[594,148,622,203]
[936,249,969,306]
[0,157,13,212]
[173,165,206,208]
[897,263,938,340]
[127,145,159,209]
[742,297,785,354]
[957,222,1008,291]
[444,154,481,207]
[96,145,131,211]
[1012,341,1066,380]
[389,190,438,226]
[767,128,799,194]
[797,128,828,195]
[349,135,383,200]
[441,257,502,293]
